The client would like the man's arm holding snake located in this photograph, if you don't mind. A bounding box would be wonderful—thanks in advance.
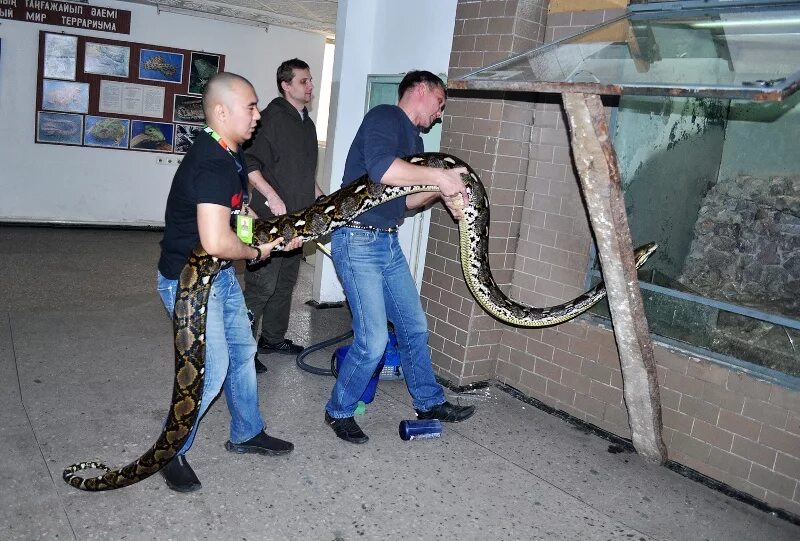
[197,203,284,261]
[379,158,467,220]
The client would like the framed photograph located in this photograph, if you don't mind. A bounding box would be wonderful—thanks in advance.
[84,42,130,78]
[173,94,204,124]
[174,123,204,154]
[43,33,77,81]
[188,52,220,94]
[139,49,184,84]
[36,111,83,145]
[129,120,174,152]
[84,116,130,148]
[41,79,89,113]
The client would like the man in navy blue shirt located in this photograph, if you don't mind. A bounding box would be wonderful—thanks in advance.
[324,71,476,444]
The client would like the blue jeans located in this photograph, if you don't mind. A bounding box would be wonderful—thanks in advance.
[326,227,445,418]
[157,265,264,454]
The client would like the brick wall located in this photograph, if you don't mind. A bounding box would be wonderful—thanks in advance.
[423,0,548,385]
[430,0,800,518]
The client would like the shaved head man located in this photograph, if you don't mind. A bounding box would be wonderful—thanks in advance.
[156,72,294,493]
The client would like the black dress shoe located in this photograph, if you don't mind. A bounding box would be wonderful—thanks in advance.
[224,431,294,456]
[161,455,201,493]
[325,411,369,444]
[258,338,304,355]
[416,401,475,423]
[254,354,268,374]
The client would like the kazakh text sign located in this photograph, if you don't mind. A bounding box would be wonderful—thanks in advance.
[0,1,131,34]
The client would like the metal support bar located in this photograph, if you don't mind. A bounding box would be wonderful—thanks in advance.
[562,92,667,464]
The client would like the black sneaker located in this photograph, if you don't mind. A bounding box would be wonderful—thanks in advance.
[416,401,475,423]
[258,338,304,355]
[161,455,201,493]
[224,431,294,456]
[325,411,369,444]
[253,353,268,374]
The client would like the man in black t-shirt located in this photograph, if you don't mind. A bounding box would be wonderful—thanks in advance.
[156,72,293,493]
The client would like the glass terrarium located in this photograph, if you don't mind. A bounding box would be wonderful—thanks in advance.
[451,0,800,380]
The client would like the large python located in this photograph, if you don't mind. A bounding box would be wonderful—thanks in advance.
[63,152,656,490]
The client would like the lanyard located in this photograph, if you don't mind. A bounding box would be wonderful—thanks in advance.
[203,126,248,206]
[203,126,242,173]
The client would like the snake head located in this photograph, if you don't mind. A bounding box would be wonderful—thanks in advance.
[633,242,658,269]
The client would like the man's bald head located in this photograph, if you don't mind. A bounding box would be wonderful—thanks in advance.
[202,72,254,120]
[201,71,260,149]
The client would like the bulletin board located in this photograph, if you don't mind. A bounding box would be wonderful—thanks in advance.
[34,31,225,154]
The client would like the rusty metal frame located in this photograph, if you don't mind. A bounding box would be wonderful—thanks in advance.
[448,77,800,102]
[562,92,667,463]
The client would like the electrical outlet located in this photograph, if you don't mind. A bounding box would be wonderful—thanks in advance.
[156,156,182,166]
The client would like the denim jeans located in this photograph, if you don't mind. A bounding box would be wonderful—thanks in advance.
[326,227,445,418]
[157,265,264,454]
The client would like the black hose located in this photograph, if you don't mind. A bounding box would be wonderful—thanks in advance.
[295,330,353,376]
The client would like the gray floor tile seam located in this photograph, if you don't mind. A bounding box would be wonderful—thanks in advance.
[2,294,157,313]
[3,310,80,541]
[369,384,661,541]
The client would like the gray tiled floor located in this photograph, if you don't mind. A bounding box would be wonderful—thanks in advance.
[1,226,798,540]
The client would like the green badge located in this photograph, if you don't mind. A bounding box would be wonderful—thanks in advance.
[236,214,253,244]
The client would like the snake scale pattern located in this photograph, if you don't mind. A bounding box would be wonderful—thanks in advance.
[63,152,656,490]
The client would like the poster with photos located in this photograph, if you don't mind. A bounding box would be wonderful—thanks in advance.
[84,116,130,148]
[189,52,220,94]
[129,120,174,152]
[43,33,77,81]
[35,30,225,152]
[173,94,204,124]
[139,49,184,84]
[36,111,83,145]
[84,42,130,78]
[174,124,204,154]
[41,79,89,113]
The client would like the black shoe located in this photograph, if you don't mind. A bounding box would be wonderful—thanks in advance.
[224,431,294,456]
[254,354,268,374]
[161,455,201,493]
[416,401,475,423]
[325,411,369,444]
[258,338,304,355]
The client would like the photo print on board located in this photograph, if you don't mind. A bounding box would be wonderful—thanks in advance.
[41,80,89,114]
[174,124,204,154]
[43,33,77,81]
[84,42,130,78]
[36,111,83,145]
[189,52,220,95]
[129,120,174,152]
[173,94,205,124]
[138,49,184,84]
[84,116,131,148]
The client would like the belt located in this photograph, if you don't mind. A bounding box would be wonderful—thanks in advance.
[347,220,398,233]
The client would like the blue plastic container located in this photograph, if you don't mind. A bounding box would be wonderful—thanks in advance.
[380,332,403,381]
[399,419,442,440]
[333,346,382,404]
[332,331,404,404]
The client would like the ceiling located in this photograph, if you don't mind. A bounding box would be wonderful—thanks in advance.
[121,0,338,35]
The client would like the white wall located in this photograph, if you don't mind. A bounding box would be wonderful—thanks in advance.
[314,0,457,302]
[0,0,325,225]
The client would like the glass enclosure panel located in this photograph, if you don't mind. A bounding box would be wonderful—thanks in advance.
[589,91,800,378]
[454,2,800,100]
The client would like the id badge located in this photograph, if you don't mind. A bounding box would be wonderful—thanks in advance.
[236,214,253,244]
